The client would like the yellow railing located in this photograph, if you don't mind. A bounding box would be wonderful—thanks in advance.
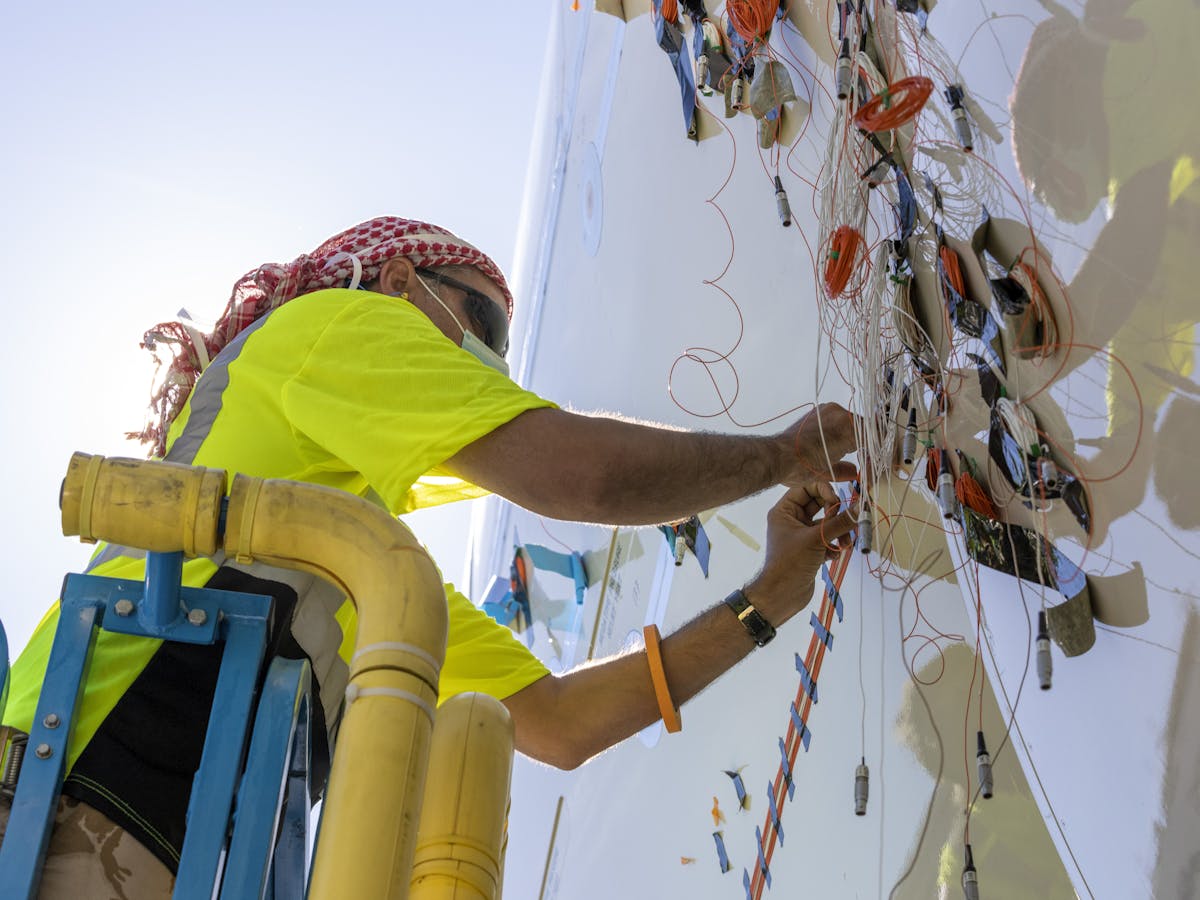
[60,453,513,899]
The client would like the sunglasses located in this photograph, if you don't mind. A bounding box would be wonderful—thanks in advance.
[416,268,509,357]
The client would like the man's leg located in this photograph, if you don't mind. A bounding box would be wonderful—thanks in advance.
[0,794,174,899]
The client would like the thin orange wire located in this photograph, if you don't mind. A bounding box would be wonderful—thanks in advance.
[852,76,934,132]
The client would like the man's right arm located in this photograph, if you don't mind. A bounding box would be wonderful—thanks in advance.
[443,405,857,526]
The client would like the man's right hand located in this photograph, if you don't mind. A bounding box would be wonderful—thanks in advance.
[743,483,858,626]
[776,402,860,485]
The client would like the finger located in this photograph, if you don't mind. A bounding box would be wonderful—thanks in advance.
[815,508,858,551]
[777,485,827,525]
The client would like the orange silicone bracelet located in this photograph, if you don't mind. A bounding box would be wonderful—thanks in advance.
[644,624,682,734]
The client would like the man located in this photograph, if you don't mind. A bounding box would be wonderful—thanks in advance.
[1,216,858,896]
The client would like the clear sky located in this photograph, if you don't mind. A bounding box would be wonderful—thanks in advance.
[0,1,552,656]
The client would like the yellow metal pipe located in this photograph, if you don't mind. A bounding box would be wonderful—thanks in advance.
[222,473,447,900]
[61,452,226,556]
[410,693,515,900]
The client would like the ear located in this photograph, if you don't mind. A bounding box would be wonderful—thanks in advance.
[377,257,417,298]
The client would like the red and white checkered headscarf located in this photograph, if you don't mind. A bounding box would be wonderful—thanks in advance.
[133,216,513,457]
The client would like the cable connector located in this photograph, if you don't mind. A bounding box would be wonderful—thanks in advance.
[731,75,748,108]
[696,53,712,96]
[943,84,973,151]
[854,758,869,815]
[835,39,852,100]
[857,503,873,554]
[937,451,959,519]
[774,176,793,228]
[962,843,980,900]
[1037,610,1053,690]
[1037,455,1059,492]
[902,406,918,465]
[976,730,993,799]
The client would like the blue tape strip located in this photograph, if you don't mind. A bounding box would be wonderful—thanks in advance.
[788,703,812,751]
[724,769,749,810]
[713,831,731,873]
[755,826,772,888]
[766,782,784,846]
[743,869,754,899]
[794,654,818,703]
[821,566,845,622]
[810,612,834,650]
[778,737,796,800]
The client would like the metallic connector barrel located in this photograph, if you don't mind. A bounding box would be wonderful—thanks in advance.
[938,471,958,519]
[835,41,852,100]
[774,176,793,227]
[902,422,918,465]
[976,731,993,799]
[854,761,869,816]
[1037,611,1053,690]
[857,507,873,555]
[952,105,973,151]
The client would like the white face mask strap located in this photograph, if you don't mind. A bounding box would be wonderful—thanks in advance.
[176,308,211,372]
[323,251,364,291]
[413,271,467,340]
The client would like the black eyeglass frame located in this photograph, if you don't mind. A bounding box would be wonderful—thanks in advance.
[415,267,509,358]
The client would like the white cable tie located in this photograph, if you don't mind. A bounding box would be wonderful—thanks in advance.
[352,640,440,674]
[344,683,436,722]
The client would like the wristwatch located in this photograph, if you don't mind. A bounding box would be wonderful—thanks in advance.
[724,589,777,647]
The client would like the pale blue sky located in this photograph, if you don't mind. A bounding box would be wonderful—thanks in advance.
[0,1,553,653]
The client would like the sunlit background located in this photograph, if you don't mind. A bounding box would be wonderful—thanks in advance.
[0,1,552,653]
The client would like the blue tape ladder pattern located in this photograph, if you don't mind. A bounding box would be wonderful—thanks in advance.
[794,654,818,703]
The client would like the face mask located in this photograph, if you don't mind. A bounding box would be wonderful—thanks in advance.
[461,330,510,377]
[414,272,510,378]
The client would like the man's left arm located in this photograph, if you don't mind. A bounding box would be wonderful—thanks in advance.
[501,485,858,769]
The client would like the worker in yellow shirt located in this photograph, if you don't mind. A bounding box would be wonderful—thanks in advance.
[1,216,858,896]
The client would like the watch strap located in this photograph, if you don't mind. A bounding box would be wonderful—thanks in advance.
[724,588,777,647]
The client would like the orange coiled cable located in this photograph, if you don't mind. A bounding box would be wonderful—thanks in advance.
[661,0,680,24]
[925,446,941,492]
[727,0,779,41]
[955,470,998,518]
[852,76,934,132]
[823,225,865,298]
[939,244,965,298]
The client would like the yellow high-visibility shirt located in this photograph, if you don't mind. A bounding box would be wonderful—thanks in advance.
[4,288,552,865]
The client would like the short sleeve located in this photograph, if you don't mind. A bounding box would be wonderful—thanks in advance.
[438,584,550,703]
[280,290,556,513]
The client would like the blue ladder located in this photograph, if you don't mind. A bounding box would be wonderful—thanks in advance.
[0,550,313,900]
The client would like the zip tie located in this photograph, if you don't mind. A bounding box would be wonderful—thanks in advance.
[343,683,435,723]
[789,702,813,751]
[351,641,441,674]
[766,783,784,845]
[794,654,819,702]
[778,737,796,800]
[811,612,834,650]
[713,831,732,873]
